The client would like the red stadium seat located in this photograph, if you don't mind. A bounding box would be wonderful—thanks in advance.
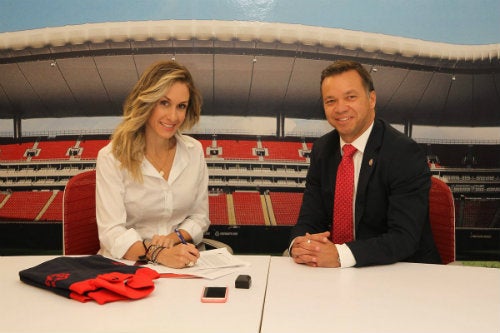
[0,142,33,160]
[0,191,53,221]
[217,140,258,160]
[208,193,230,225]
[269,192,303,225]
[32,140,75,160]
[232,191,266,225]
[78,140,109,159]
[39,191,63,221]
[262,141,307,161]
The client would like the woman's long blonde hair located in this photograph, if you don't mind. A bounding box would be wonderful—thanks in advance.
[110,60,202,182]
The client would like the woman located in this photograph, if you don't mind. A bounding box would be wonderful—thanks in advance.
[96,60,209,268]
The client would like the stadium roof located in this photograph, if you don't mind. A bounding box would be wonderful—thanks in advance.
[1,20,499,127]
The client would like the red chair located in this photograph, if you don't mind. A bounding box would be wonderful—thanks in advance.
[63,170,232,255]
[284,176,457,263]
[429,176,456,264]
[62,170,100,255]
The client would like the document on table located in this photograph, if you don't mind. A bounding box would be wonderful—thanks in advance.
[196,247,248,269]
[146,247,250,279]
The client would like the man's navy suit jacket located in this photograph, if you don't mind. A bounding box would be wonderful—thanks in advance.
[291,118,441,266]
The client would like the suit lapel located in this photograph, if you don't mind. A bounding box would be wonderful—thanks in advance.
[322,131,341,223]
[328,146,342,193]
[355,119,384,228]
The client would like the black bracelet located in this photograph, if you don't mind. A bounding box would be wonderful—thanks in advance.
[136,239,152,265]
[151,246,166,264]
[143,239,154,254]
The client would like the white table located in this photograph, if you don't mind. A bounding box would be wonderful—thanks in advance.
[1,255,270,333]
[261,257,500,333]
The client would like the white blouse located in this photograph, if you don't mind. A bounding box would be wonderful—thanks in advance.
[95,133,210,259]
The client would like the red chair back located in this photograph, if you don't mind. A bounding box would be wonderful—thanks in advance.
[429,176,456,264]
[62,170,100,255]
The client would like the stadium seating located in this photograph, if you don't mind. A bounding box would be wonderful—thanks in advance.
[261,141,310,161]
[78,140,109,159]
[460,198,500,228]
[0,143,33,160]
[208,192,230,225]
[31,140,75,160]
[0,191,54,221]
[1,136,499,258]
[268,191,303,225]
[38,191,63,221]
[215,139,259,160]
[232,191,267,225]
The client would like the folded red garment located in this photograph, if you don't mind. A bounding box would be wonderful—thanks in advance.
[19,255,160,304]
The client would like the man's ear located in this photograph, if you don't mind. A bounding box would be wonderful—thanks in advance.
[369,90,376,110]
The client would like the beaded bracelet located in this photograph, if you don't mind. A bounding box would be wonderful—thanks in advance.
[146,244,158,258]
[137,240,166,265]
[151,246,166,264]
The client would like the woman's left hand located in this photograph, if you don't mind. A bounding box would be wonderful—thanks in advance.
[150,234,177,249]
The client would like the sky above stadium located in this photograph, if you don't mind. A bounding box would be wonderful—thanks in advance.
[1,0,499,45]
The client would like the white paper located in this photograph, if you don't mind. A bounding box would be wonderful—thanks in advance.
[195,247,249,269]
[144,248,250,279]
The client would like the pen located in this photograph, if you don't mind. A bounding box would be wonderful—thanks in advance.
[174,228,187,244]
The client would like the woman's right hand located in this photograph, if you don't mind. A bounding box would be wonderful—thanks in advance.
[156,243,200,269]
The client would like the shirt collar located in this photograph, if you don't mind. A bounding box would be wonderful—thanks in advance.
[339,121,374,155]
[174,132,195,149]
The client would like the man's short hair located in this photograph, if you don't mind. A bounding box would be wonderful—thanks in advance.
[321,60,375,93]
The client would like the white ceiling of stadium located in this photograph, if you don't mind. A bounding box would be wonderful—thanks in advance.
[0,21,499,127]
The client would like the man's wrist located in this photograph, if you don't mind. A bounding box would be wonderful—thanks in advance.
[336,243,356,268]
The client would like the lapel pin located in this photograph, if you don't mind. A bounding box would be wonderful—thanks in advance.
[368,159,374,167]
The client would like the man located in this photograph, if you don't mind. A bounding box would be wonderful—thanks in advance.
[290,60,441,268]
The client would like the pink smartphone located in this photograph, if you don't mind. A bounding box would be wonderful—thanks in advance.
[201,286,228,303]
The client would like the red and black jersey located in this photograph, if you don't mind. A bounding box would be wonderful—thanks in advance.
[19,255,160,304]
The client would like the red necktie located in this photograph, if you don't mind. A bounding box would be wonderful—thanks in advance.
[333,144,357,244]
